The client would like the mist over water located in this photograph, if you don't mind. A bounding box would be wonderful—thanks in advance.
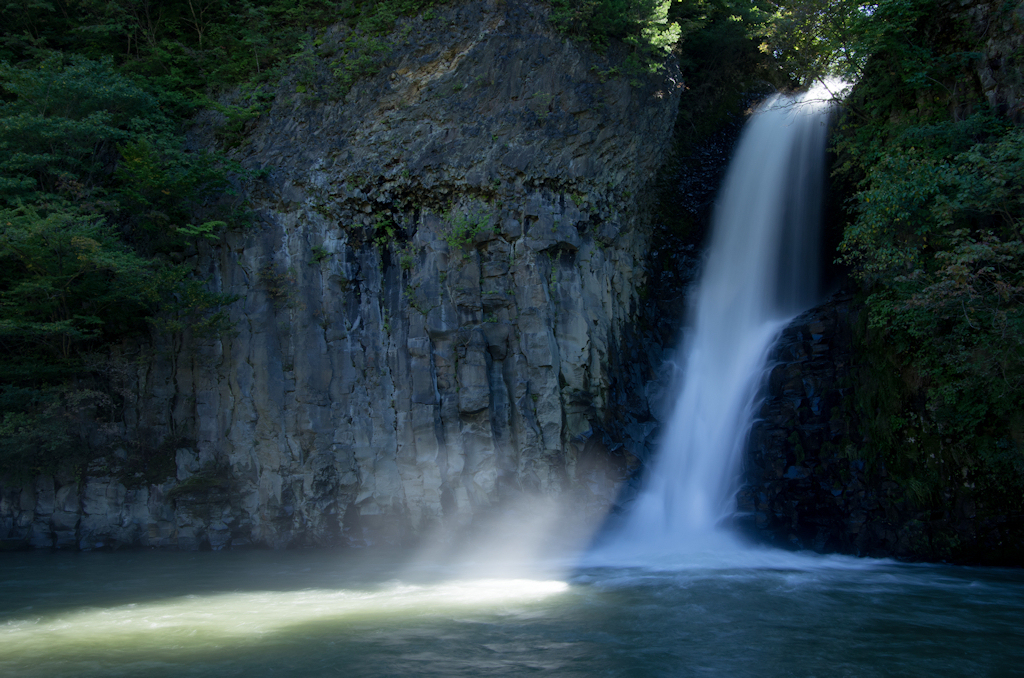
[592,88,834,564]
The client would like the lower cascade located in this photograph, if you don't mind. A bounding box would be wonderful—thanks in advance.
[598,88,834,560]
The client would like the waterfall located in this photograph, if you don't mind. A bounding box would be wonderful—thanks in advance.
[597,88,834,561]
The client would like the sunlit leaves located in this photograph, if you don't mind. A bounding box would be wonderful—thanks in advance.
[548,0,686,70]
[758,0,872,85]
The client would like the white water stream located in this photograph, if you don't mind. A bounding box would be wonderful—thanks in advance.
[596,88,834,562]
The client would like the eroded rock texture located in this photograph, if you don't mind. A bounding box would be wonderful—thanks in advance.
[742,290,1024,564]
[970,0,1024,122]
[0,0,680,550]
[738,292,867,553]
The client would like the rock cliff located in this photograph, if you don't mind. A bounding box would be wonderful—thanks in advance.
[740,290,1024,564]
[970,0,1024,122]
[0,0,681,550]
[738,291,867,553]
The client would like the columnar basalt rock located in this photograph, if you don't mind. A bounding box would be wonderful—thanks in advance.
[0,0,681,550]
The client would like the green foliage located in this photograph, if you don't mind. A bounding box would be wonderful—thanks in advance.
[549,0,685,70]
[838,117,1018,278]
[310,244,330,264]
[0,387,81,484]
[827,0,1024,531]
[758,0,978,92]
[758,0,871,85]
[853,217,1024,513]
[0,206,153,366]
[212,100,267,149]
[891,231,1023,417]
[312,1,442,99]
[0,53,164,206]
[0,50,244,483]
[330,32,392,99]
[115,137,239,253]
[0,201,237,482]
[147,265,238,348]
[371,211,397,249]
[0,54,240,248]
[441,207,492,252]
[1,1,347,92]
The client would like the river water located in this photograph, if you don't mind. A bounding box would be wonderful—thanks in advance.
[1,547,1023,677]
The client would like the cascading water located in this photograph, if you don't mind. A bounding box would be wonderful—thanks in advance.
[596,87,834,562]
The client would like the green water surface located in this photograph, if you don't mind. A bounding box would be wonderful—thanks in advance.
[1,548,1021,677]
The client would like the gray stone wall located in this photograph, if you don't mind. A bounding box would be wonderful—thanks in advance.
[0,0,681,550]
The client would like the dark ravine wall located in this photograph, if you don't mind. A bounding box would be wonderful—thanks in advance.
[741,289,1024,564]
[0,0,681,551]
[739,291,874,554]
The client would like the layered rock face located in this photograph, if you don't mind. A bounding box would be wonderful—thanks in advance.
[0,0,680,550]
